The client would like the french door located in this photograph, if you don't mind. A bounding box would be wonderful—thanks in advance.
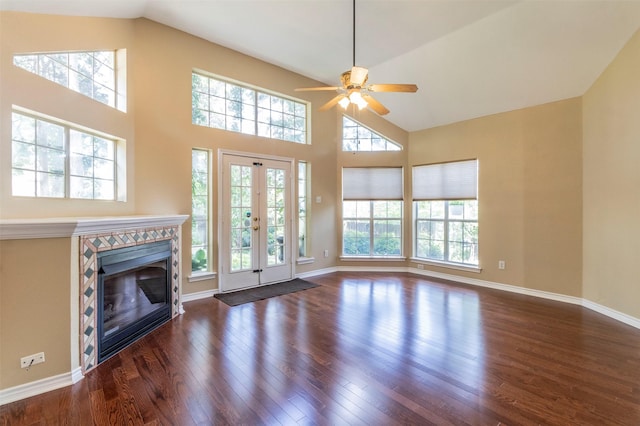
[219,152,293,292]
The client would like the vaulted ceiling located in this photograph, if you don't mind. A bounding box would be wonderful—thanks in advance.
[2,0,639,131]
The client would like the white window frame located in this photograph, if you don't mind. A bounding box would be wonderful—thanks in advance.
[341,167,405,260]
[192,71,309,144]
[342,115,402,152]
[13,50,127,112]
[297,161,313,261]
[11,108,124,201]
[191,149,211,276]
[412,159,480,270]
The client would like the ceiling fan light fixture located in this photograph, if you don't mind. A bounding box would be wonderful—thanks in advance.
[338,97,350,109]
[349,91,368,109]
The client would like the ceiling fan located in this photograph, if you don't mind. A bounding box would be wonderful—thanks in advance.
[295,0,418,116]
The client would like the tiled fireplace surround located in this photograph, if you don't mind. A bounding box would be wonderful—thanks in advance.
[80,221,183,372]
[1,215,189,376]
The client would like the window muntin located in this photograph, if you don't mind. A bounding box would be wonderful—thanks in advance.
[415,200,478,265]
[342,116,402,152]
[13,51,120,109]
[11,111,118,200]
[191,149,210,273]
[192,72,308,144]
[298,161,308,257]
[343,200,402,256]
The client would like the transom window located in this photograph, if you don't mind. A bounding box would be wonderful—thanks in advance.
[192,72,308,144]
[342,116,402,151]
[13,50,125,111]
[11,111,120,200]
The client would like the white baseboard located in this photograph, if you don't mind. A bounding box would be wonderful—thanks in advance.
[409,267,583,306]
[296,266,338,279]
[335,265,639,330]
[181,289,217,303]
[582,299,640,329]
[0,367,83,406]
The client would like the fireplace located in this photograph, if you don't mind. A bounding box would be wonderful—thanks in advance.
[97,240,172,363]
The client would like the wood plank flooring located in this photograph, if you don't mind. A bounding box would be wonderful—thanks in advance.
[2,272,640,425]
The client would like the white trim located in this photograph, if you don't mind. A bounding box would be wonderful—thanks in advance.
[340,256,407,262]
[409,267,582,306]
[0,215,189,240]
[410,257,482,273]
[296,266,338,279]
[182,289,217,303]
[333,265,638,329]
[581,299,640,329]
[0,367,83,406]
[188,271,217,283]
[296,257,315,265]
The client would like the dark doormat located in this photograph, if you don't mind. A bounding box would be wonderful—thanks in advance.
[214,278,319,306]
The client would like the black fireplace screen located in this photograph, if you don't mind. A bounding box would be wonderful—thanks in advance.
[97,240,172,363]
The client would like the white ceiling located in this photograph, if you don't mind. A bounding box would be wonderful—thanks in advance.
[2,0,639,132]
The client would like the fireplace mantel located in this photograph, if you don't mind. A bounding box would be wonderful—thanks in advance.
[0,215,189,240]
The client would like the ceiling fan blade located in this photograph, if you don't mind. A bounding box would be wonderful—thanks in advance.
[350,66,369,86]
[319,94,346,111]
[295,86,340,92]
[368,84,418,93]
[362,94,390,116]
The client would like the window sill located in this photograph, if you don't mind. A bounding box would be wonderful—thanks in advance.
[410,257,482,273]
[188,271,217,282]
[297,257,315,265]
[340,256,407,262]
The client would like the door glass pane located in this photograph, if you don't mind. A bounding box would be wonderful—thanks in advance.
[266,168,286,266]
[230,164,253,272]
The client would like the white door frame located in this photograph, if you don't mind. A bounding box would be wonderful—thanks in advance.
[218,149,295,292]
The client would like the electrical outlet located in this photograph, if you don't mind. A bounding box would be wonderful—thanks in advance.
[498,260,506,270]
[417,264,424,270]
[21,352,45,369]
[323,249,329,258]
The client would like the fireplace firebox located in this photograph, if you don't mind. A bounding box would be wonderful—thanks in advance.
[97,240,172,363]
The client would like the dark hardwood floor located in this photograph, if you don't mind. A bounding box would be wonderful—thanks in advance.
[2,272,640,425]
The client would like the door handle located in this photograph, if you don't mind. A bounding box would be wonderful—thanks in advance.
[253,225,259,231]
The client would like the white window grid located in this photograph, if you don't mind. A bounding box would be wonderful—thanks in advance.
[414,200,479,266]
[191,149,210,272]
[13,51,118,108]
[298,161,308,257]
[342,116,402,152]
[192,72,307,144]
[342,200,403,256]
[11,111,117,200]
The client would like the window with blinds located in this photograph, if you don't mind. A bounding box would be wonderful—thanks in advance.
[342,167,403,257]
[412,160,479,266]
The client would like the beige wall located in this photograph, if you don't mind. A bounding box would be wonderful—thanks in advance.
[583,29,640,318]
[0,238,72,389]
[409,98,583,296]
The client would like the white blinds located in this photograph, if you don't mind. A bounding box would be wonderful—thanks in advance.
[412,159,478,200]
[342,167,403,200]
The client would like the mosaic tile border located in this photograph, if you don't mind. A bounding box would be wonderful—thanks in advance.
[80,225,181,373]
